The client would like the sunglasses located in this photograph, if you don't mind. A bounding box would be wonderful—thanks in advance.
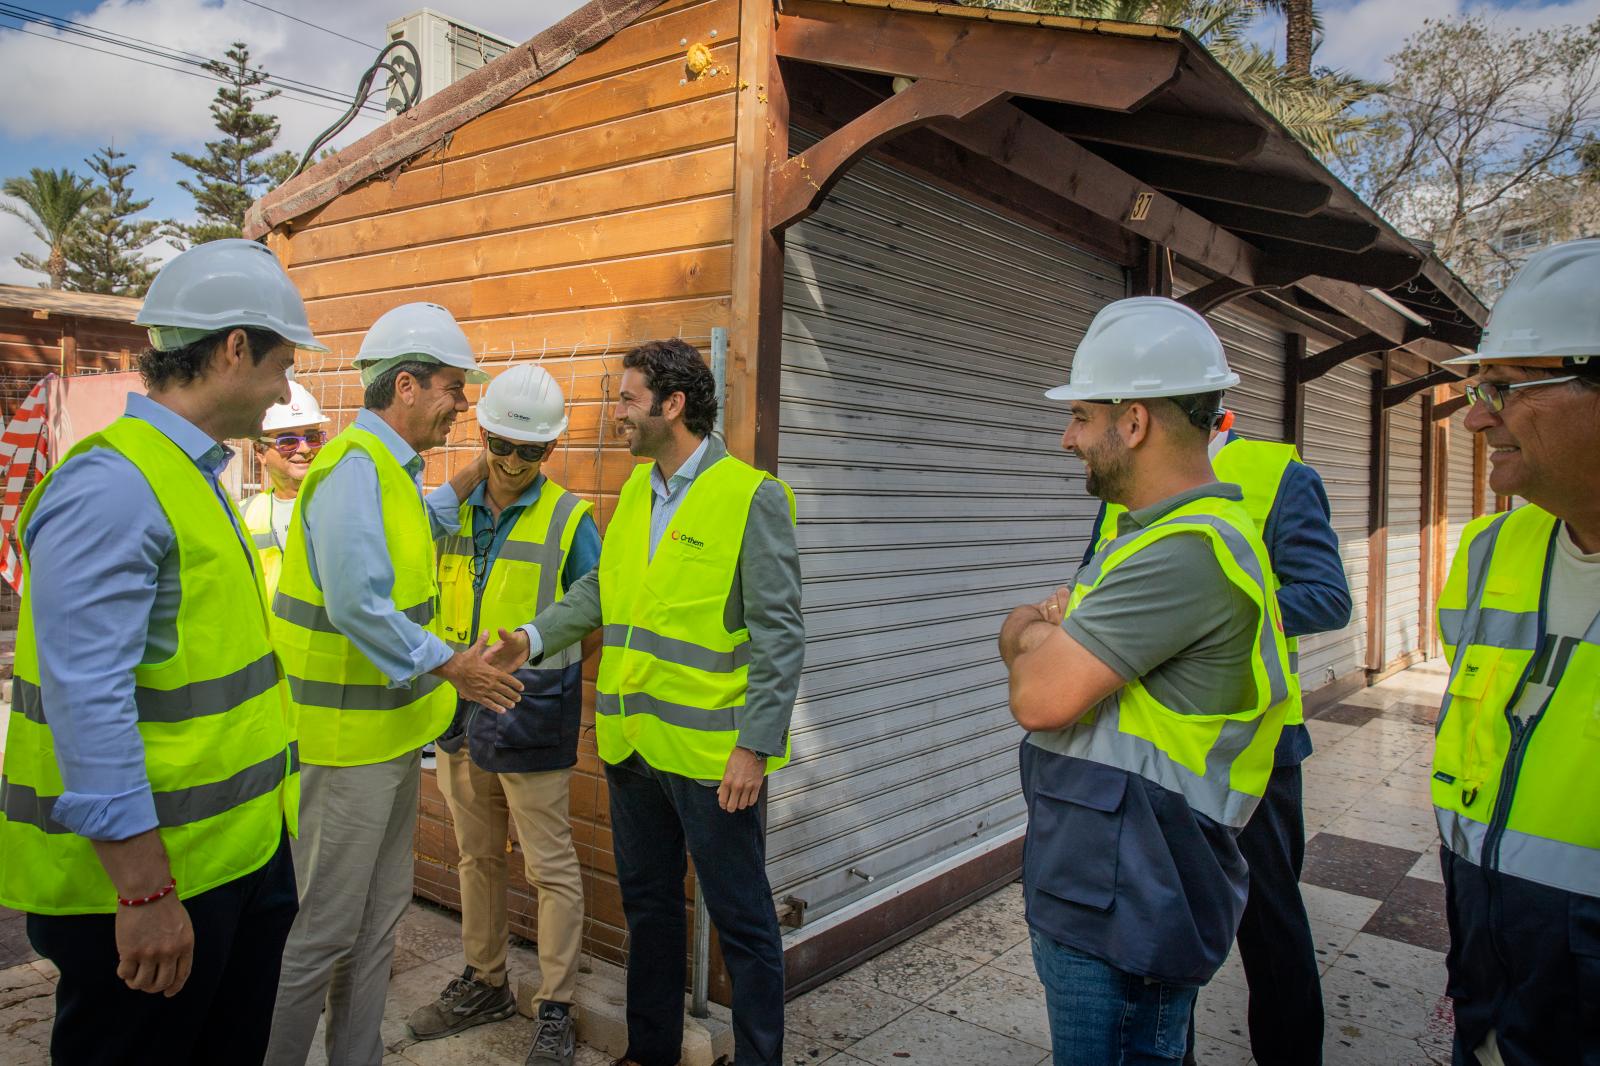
[486,436,555,462]
[468,522,496,578]
[259,430,327,455]
[1463,375,1576,413]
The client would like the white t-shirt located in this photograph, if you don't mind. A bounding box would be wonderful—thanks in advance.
[1507,522,1600,722]
[269,494,294,551]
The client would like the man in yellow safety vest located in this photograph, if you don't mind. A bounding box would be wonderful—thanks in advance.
[1430,238,1600,1065]
[0,239,319,1065]
[488,339,804,1066]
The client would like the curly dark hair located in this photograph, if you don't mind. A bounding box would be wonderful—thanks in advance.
[621,338,717,438]
[136,327,281,391]
[364,360,443,410]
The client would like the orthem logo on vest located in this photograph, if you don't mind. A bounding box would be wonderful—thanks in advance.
[669,529,705,550]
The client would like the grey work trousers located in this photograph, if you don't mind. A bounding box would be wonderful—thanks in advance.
[265,750,420,1066]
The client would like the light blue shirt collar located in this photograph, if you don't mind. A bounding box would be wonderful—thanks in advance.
[651,435,710,500]
[467,473,547,513]
[356,408,423,479]
[125,392,233,475]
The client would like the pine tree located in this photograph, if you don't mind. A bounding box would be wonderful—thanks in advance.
[65,146,158,296]
[168,41,286,246]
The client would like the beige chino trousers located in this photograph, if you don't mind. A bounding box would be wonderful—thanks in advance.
[435,749,584,1004]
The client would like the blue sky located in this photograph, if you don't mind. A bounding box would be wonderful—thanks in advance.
[2,0,1598,286]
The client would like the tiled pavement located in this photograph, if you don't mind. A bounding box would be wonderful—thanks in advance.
[0,661,1454,1065]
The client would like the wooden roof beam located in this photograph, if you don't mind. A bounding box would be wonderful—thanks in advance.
[1178,278,1281,314]
[1184,202,1380,253]
[1292,332,1392,382]
[1098,152,1330,216]
[769,79,1008,231]
[1036,105,1266,164]
[1384,367,1459,407]
[775,0,1184,112]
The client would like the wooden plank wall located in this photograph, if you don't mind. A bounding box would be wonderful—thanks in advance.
[264,0,742,969]
[0,307,142,419]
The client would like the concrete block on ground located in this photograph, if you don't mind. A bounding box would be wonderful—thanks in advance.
[517,957,733,1066]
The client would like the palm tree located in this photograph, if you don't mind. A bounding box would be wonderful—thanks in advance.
[1261,0,1316,79]
[959,0,1371,159]
[1,168,100,289]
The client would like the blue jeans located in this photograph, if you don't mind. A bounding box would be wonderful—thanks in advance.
[1031,929,1197,1065]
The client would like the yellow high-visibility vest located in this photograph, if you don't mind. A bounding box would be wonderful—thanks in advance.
[595,454,795,780]
[241,491,286,600]
[1096,438,1304,725]
[0,417,296,914]
[1433,504,1600,897]
[272,425,454,767]
[438,480,591,658]
[1041,493,1294,828]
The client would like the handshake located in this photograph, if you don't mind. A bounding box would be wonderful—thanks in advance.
[430,627,537,712]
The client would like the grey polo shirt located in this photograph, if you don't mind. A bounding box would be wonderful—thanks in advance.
[1063,482,1260,714]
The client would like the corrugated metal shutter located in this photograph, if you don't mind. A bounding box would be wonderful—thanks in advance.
[1170,281,1289,442]
[1384,395,1426,664]
[1296,356,1373,687]
[1444,409,1477,566]
[774,137,1125,921]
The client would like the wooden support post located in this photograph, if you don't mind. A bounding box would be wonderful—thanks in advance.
[1294,332,1391,384]
[1284,333,1306,451]
[1472,432,1487,517]
[60,317,78,376]
[1419,393,1436,655]
[1130,241,1172,297]
[1365,357,1391,674]
[729,0,789,473]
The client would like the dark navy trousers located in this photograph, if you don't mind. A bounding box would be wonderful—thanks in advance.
[606,753,785,1066]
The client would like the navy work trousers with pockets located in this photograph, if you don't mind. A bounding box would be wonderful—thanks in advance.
[605,753,785,1066]
[1186,762,1322,1065]
[27,830,298,1066]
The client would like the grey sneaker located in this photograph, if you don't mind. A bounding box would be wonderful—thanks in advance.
[526,1001,576,1065]
[406,967,516,1040]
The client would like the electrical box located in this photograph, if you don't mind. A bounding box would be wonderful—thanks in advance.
[384,9,516,110]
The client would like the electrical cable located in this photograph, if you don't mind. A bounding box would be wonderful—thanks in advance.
[235,0,376,52]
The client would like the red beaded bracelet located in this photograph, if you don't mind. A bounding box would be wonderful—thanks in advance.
[117,878,176,908]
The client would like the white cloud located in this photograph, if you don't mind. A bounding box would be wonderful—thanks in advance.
[1318,0,1600,78]
[0,202,46,287]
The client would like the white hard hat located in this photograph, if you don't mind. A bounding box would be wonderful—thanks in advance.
[1444,238,1600,368]
[261,380,330,434]
[477,364,569,442]
[1045,297,1239,402]
[353,302,489,383]
[135,238,329,352]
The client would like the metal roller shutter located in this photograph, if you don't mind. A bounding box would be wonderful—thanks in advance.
[1444,409,1477,566]
[1171,280,1289,442]
[1385,395,1426,664]
[1296,356,1373,688]
[774,136,1125,922]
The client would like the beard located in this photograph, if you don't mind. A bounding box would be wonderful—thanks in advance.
[1081,429,1131,502]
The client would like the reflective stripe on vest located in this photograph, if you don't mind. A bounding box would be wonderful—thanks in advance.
[1032,497,1293,829]
[241,491,285,599]
[595,454,796,779]
[272,425,455,767]
[0,417,295,915]
[1096,438,1305,723]
[1431,504,1600,897]
[437,481,591,671]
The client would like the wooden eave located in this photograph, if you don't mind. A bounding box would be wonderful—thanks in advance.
[0,284,141,322]
[775,0,1487,369]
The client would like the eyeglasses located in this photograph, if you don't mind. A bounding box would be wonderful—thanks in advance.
[468,522,496,579]
[1463,375,1576,413]
[259,430,327,455]
[486,436,555,462]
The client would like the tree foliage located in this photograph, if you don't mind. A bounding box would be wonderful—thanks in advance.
[65,146,158,297]
[960,0,1374,157]
[0,167,98,289]
[169,41,289,246]
[1336,16,1600,296]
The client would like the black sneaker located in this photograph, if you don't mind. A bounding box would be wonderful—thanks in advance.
[526,1000,576,1065]
[406,967,516,1040]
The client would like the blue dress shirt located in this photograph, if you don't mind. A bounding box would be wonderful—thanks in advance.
[23,394,252,841]
[300,409,462,686]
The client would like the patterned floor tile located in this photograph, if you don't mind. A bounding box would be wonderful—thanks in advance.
[1301,833,1422,901]
[1322,964,1438,1040]
[784,974,916,1051]
[1300,883,1383,932]
[847,1004,1044,1066]
[1335,931,1449,995]
[851,937,983,1003]
[1312,703,1388,727]
[1325,813,1440,853]
[1361,877,1452,955]
[925,964,1051,1049]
